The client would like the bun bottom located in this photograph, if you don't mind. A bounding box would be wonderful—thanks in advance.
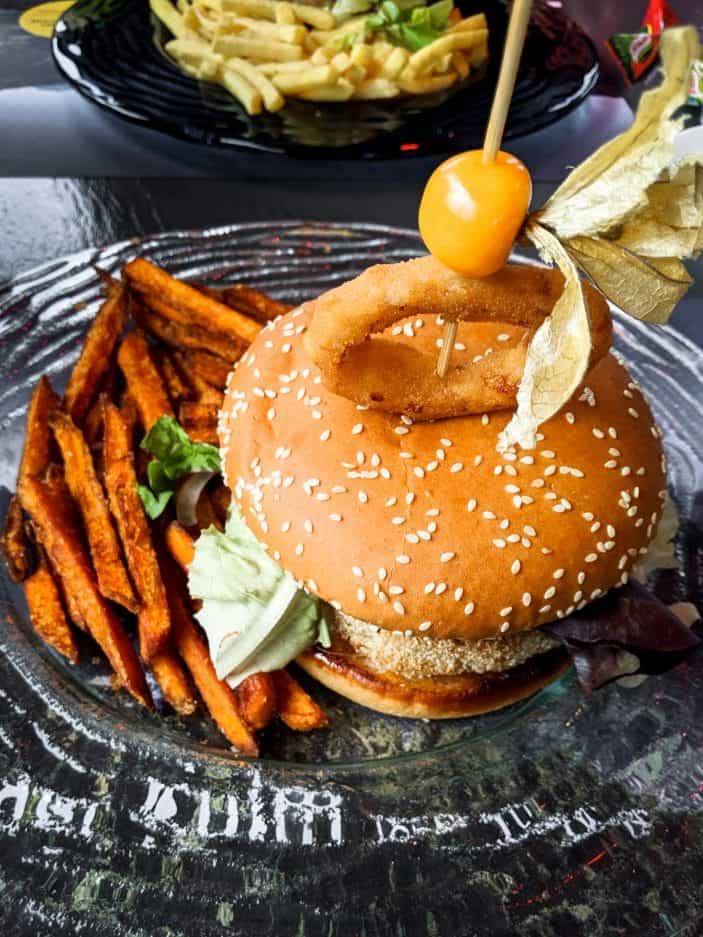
[296,645,570,720]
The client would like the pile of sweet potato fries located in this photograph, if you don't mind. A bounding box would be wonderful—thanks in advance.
[1,257,328,756]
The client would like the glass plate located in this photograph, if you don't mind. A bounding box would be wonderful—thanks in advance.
[0,223,701,935]
[50,0,598,158]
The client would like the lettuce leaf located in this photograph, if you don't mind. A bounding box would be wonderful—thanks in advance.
[542,580,700,694]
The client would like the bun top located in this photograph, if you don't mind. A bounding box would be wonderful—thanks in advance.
[220,306,666,641]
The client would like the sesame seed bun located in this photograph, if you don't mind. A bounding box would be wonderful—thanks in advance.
[220,306,666,643]
[296,644,570,719]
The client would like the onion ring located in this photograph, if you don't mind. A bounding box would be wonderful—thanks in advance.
[303,256,612,419]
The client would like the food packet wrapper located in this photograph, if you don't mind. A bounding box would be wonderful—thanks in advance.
[606,0,679,84]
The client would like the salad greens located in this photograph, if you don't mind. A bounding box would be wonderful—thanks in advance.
[332,0,455,52]
[136,415,221,519]
[189,509,331,687]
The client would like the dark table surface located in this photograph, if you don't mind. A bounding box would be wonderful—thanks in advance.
[2,2,703,936]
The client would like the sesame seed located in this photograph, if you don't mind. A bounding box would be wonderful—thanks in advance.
[394,426,409,436]
[481,414,489,426]
[606,524,616,537]
[473,455,483,467]
[414,467,425,478]
[417,530,431,542]
[450,462,464,474]
[419,621,432,632]
[304,520,313,534]
[482,510,496,520]
[539,605,552,614]
[565,412,575,424]
[543,465,556,477]
[585,553,598,563]
[590,588,603,599]
[577,572,586,584]
[608,427,618,438]
[295,543,304,556]
[358,491,368,504]
[592,428,605,439]
[511,560,521,575]
[357,587,366,602]
[426,460,439,472]
[520,456,535,465]
[352,566,363,578]
[389,585,404,596]
[467,499,477,512]
[494,466,503,476]
[378,567,387,581]
[493,539,506,549]
[281,521,291,533]
[329,513,342,522]
[621,466,631,476]
[544,586,556,599]
[406,493,415,505]
[464,602,475,615]
[522,593,532,607]
[440,551,455,563]
[427,522,438,533]
[426,508,440,517]
[512,496,522,509]
[391,516,405,526]
[524,525,537,537]
[553,569,565,579]
[385,497,397,508]
[531,479,545,488]
[393,601,405,615]
[506,534,520,543]
[628,408,639,419]
[316,492,330,502]
[500,606,513,617]
[505,484,520,494]
[424,582,435,595]
[504,465,518,477]
[351,423,364,436]
[396,554,410,565]
[312,410,322,420]
[500,520,510,530]
[541,450,556,459]
[435,583,447,595]
[454,587,464,601]
[500,622,511,633]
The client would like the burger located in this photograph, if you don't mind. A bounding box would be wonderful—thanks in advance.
[187,259,699,720]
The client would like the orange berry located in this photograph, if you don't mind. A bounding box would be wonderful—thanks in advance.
[419,149,532,277]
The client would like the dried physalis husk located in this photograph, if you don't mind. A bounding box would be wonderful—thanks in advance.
[500,25,702,451]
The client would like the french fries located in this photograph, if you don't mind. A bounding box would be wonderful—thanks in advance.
[23,545,79,664]
[19,376,60,482]
[237,672,277,730]
[179,401,219,446]
[19,476,152,708]
[272,669,329,732]
[103,401,171,661]
[63,282,126,424]
[5,256,334,754]
[117,330,174,430]
[165,520,196,570]
[163,559,259,755]
[124,258,260,346]
[49,410,138,613]
[132,300,244,363]
[1,495,33,583]
[150,0,489,113]
[151,648,198,715]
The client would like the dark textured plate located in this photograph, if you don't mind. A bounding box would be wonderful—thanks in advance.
[51,0,598,158]
[1,223,702,936]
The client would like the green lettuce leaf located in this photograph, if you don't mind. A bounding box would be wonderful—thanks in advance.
[365,0,453,51]
[188,509,331,686]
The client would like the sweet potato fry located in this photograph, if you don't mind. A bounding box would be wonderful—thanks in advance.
[18,376,60,482]
[132,300,245,363]
[2,495,33,582]
[23,545,79,664]
[151,647,198,715]
[83,365,121,444]
[103,400,171,661]
[179,401,219,446]
[63,283,127,424]
[125,257,261,346]
[119,393,139,444]
[162,560,258,754]
[19,476,151,708]
[172,353,224,407]
[153,347,192,405]
[117,330,174,431]
[165,521,195,570]
[39,465,88,630]
[49,410,137,613]
[272,669,329,731]
[221,284,291,323]
[175,349,231,392]
[210,483,232,524]
[237,673,277,731]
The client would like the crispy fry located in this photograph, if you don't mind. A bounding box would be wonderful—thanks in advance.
[119,393,139,444]
[237,672,276,730]
[23,545,79,664]
[272,669,329,731]
[124,258,261,347]
[210,483,232,523]
[103,401,171,661]
[2,495,33,583]
[165,521,195,570]
[220,283,291,323]
[18,376,60,482]
[163,560,258,754]
[117,330,174,430]
[132,300,244,363]
[172,352,224,406]
[63,283,127,424]
[83,364,122,444]
[19,476,151,708]
[49,410,138,613]
[39,465,87,630]
[153,347,192,404]
[175,349,231,391]
[179,401,219,446]
[151,647,198,715]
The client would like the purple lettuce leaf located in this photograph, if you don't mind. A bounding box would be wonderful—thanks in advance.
[541,580,701,694]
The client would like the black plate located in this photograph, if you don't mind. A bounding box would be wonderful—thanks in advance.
[51,0,599,158]
[1,224,703,936]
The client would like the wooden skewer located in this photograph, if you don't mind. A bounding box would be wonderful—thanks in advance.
[436,0,533,378]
